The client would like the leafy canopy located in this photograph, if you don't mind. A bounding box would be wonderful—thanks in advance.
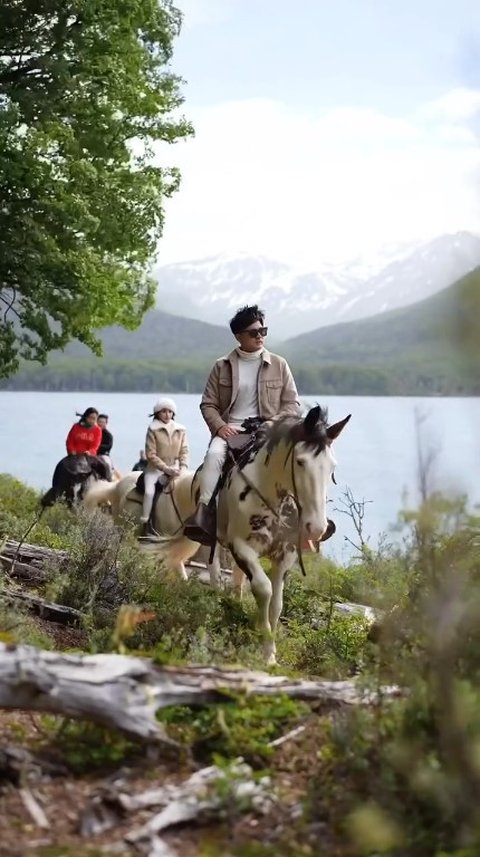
[0,0,192,376]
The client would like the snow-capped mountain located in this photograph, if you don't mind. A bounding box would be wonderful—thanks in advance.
[153,232,480,339]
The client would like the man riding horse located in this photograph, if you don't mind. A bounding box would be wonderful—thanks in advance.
[183,304,301,545]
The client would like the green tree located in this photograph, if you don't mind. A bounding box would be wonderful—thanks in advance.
[0,0,192,376]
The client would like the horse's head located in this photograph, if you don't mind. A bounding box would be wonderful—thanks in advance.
[286,405,351,543]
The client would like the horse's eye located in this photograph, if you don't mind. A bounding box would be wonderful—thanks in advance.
[331,473,337,485]
[296,459,305,467]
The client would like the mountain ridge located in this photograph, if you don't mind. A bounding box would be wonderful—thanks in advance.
[61,310,233,361]
[153,231,480,338]
[282,265,480,380]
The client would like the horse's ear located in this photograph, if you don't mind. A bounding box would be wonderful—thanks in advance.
[326,414,351,442]
[303,405,321,436]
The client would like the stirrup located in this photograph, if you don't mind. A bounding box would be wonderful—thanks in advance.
[183,524,214,547]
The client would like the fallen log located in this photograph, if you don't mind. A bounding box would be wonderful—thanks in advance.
[0,539,65,587]
[0,558,49,585]
[1,587,83,625]
[2,540,68,565]
[2,541,381,622]
[0,644,399,744]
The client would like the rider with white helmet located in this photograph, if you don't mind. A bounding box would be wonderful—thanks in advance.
[140,397,189,531]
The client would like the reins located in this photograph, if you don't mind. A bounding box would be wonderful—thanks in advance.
[162,478,184,534]
[234,441,308,577]
[6,506,46,580]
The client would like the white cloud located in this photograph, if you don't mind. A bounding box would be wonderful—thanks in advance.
[420,87,480,122]
[156,89,480,267]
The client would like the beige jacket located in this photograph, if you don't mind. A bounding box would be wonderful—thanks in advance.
[144,420,189,472]
[200,349,301,436]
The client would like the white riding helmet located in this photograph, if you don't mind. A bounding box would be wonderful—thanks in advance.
[152,397,177,416]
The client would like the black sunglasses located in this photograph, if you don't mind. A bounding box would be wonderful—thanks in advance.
[243,326,268,338]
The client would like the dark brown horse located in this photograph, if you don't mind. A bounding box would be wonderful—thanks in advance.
[41,454,110,508]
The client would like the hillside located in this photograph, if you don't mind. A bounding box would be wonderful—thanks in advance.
[2,271,479,395]
[283,267,480,377]
[61,310,233,361]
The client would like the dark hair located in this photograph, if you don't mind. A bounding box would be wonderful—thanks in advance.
[77,407,99,422]
[229,304,265,335]
[98,413,108,420]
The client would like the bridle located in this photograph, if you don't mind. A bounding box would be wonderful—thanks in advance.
[234,440,320,577]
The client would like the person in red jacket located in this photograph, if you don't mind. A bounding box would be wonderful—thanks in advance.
[66,407,102,456]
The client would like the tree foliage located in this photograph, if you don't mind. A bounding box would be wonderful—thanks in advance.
[0,0,192,376]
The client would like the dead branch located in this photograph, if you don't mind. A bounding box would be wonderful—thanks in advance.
[268,724,307,748]
[19,788,49,829]
[125,760,272,847]
[1,587,83,625]
[333,486,373,553]
[0,557,49,585]
[2,540,68,565]
[80,759,273,856]
[0,644,400,744]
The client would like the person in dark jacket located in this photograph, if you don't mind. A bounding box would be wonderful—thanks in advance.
[97,414,114,480]
[132,450,148,472]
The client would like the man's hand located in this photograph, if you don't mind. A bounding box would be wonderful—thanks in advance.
[217,425,240,440]
[164,465,180,477]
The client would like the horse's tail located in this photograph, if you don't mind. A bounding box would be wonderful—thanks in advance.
[140,533,200,569]
[83,479,118,511]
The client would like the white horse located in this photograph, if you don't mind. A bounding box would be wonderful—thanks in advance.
[214,405,350,663]
[84,406,350,664]
[83,469,212,582]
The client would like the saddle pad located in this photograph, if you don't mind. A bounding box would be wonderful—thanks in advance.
[136,471,145,495]
[226,432,252,458]
[63,454,92,476]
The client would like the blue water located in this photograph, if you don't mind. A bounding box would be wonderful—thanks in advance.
[1,392,478,560]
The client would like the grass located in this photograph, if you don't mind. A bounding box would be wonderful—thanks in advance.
[2,472,480,854]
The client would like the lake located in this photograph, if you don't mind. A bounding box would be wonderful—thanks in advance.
[0,391,479,561]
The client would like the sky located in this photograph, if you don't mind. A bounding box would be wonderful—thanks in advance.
[155,0,480,268]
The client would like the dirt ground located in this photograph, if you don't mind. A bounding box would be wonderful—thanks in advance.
[0,709,333,857]
[0,619,341,857]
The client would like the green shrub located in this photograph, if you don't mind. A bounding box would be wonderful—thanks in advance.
[159,694,309,766]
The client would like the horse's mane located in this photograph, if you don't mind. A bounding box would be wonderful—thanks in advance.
[238,407,330,469]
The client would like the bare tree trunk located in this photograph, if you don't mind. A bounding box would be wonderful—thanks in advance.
[0,643,399,743]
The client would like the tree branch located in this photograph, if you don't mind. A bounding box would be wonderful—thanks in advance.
[0,644,400,743]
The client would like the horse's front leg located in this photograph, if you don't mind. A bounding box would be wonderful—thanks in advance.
[208,546,222,590]
[231,563,245,600]
[268,544,297,662]
[230,538,274,664]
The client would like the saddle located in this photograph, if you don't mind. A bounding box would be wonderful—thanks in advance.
[221,418,267,480]
[202,419,266,557]
[135,471,146,495]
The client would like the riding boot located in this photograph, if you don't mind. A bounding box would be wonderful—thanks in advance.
[141,520,156,537]
[183,502,216,547]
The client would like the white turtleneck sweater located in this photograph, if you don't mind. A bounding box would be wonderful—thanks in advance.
[228,348,263,426]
